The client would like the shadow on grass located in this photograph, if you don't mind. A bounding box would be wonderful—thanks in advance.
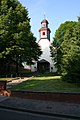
[10,76,80,92]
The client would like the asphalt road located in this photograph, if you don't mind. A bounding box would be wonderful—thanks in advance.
[0,108,75,120]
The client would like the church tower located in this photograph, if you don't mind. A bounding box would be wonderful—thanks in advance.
[31,18,56,73]
[37,19,54,73]
[39,19,51,41]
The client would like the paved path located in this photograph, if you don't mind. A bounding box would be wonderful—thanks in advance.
[7,77,32,89]
[0,96,80,119]
[0,96,9,102]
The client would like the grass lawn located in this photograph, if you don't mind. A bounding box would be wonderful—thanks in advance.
[10,76,80,92]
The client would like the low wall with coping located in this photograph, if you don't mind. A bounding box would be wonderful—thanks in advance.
[10,90,80,104]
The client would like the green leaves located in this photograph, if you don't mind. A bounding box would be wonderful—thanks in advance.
[50,21,77,73]
[51,18,80,83]
[60,18,80,82]
[0,0,42,74]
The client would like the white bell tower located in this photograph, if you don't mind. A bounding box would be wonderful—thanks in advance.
[31,18,57,73]
[39,19,51,41]
[37,19,55,73]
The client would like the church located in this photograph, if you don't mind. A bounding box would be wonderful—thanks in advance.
[31,18,57,73]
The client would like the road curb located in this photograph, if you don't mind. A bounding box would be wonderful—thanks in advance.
[0,104,80,119]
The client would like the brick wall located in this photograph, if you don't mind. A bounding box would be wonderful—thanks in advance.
[10,90,80,104]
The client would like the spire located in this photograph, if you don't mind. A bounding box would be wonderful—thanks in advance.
[44,12,46,19]
[41,12,48,24]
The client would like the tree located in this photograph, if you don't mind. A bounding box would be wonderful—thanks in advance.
[0,0,42,75]
[50,21,77,73]
[61,17,80,83]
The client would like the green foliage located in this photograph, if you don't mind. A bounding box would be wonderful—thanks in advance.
[51,18,80,83]
[0,0,42,74]
[51,21,77,72]
[61,17,80,83]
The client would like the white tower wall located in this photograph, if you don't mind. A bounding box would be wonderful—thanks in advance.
[31,19,57,72]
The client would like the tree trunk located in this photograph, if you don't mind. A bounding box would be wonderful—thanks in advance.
[16,56,19,77]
